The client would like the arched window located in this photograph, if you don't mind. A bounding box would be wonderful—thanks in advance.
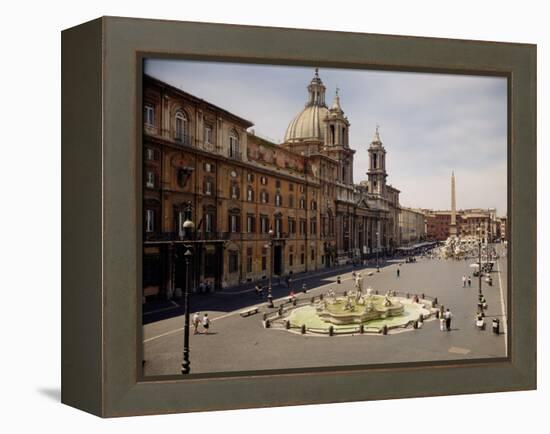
[175,111,188,143]
[275,194,282,207]
[229,130,239,159]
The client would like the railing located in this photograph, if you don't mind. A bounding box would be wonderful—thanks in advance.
[174,134,194,147]
[228,150,242,161]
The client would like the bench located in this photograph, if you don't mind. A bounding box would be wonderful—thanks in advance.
[240,306,260,317]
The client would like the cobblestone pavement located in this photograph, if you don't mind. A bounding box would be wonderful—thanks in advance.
[143,246,507,376]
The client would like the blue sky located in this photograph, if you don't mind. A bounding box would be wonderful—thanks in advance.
[145,59,507,215]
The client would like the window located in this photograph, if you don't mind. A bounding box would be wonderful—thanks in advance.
[310,218,317,235]
[146,148,155,160]
[311,200,317,210]
[146,171,155,188]
[275,218,282,237]
[311,249,315,261]
[373,153,378,169]
[229,251,238,273]
[275,180,281,188]
[144,104,155,126]
[204,125,213,144]
[260,190,268,204]
[177,169,190,188]
[247,187,254,202]
[145,209,154,232]
[288,195,294,208]
[230,182,240,199]
[300,219,307,235]
[229,130,239,159]
[204,163,214,173]
[247,215,255,233]
[289,183,294,192]
[288,218,296,234]
[300,197,306,209]
[246,255,253,273]
[205,212,214,233]
[261,255,267,272]
[299,184,305,193]
[229,213,241,233]
[275,194,282,207]
[260,176,268,185]
[260,215,269,233]
[204,178,213,195]
[300,253,305,265]
[175,111,188,141]
[289,254,294,267]
[247,172,254,183]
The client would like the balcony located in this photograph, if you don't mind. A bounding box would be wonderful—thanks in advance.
[174,134,194,147]
[228,149,242,161]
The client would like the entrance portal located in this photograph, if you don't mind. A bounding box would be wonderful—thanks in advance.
[273,245,283,276]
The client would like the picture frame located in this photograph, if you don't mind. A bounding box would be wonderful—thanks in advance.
[61,16,536,417]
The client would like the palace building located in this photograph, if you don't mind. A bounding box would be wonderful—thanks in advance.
[142,70,403,300]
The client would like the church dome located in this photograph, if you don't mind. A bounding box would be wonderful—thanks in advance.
[284,105,329,143]
[284,69,329,143]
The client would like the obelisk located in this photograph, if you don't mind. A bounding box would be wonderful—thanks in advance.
[450,171,457,237]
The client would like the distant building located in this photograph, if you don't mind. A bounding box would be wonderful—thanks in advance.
[423,208,499,242]
[399,207,426,245]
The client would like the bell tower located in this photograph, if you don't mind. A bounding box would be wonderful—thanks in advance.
[323,88,354,185]
[367,125,387,196]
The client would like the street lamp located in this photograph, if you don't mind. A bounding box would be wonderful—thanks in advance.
[181,202,194,375]
[268,227,274,292]
[375,230,380,272]
[477,226,483,297]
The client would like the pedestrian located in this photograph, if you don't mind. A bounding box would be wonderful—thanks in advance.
[468,276,472,287]
[396,268,400,278]
[255,284,262,296]
[439,316,446,331]
[192,312,201,334]
[444,308,452,331]
[202,313,210,335]
[462,275,466,287]
[302,283,307,293]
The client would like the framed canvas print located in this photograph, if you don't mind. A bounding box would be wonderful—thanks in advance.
[61,17,536,417]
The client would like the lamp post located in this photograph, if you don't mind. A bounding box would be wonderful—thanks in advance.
[181,202,194,375]
[268,227,274,292]
[477,226,482,297]
[376,230,380,272]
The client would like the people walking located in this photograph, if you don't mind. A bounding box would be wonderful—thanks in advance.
[439,316,446,331]
[396,268,400,278]
[444,308,452,331]
[255,284,262,296]
[202,313,210,335]
[192,312,201,334]
[468,276,472,287]
[462,275,466,287]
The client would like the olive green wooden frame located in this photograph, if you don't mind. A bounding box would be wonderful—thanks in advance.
[61,16,536,417]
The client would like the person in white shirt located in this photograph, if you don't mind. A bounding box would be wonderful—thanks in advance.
[462,275,466,287]
[202,313,210,334]
[192,312,201,334]
[444,308,452,331]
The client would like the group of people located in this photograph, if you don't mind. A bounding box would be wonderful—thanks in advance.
[461,275,472,287]
[192,312,211,334]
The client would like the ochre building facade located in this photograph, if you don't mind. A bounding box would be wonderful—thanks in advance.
[143,71,403,299]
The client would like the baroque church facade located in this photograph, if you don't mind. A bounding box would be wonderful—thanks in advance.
[142,69,401,300]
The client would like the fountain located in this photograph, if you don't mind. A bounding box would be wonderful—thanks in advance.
[273,287,435,335]
[316,288,404,325]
